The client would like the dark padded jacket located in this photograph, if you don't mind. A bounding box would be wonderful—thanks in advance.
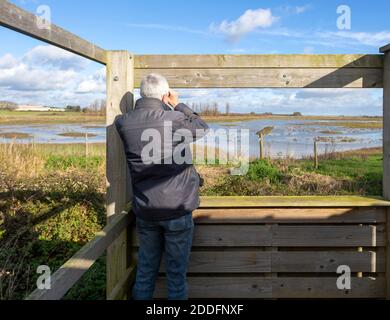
[115,97,209,221]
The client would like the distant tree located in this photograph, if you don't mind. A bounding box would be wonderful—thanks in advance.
[99,99,106,115]
[65,105,81,112]
[225,102,230,115]
[293,112,302,116]
[0,101,18,110]
[83,99,106,114]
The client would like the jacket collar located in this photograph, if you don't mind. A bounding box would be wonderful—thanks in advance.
[135,97,166,110]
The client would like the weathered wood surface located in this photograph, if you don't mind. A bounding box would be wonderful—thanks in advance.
[0,1,106,64]
[106,51,134,299]
[135,54,383,68]
[193,207,386,224]
[134,67,382,88]
[380,44,390,53]
[134,54,383,89]
[154,277,385,298]
[157,250,385,273]
[198,196,390,208]
[133,224,385,247]
[383,52,390,200]
[107,264,136,300]
[26,212,130,300]
[387,209,390,298]
[382,47,390,299]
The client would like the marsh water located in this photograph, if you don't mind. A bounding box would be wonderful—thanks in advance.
[0,119,382,158]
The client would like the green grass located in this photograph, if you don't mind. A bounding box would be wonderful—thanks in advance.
[0,143,106,300]
[246,160,282,183]
[204,153,382,196]
[45,155,103,170]
[295,155,382,195]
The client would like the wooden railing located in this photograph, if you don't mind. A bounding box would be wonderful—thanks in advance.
[2,0,390,300]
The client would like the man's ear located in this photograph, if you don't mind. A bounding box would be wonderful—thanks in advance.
[162,94,168,104]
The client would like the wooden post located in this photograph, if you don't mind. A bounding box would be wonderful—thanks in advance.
[256,127,273,160]
[259,134,264,159]
[314,138,318,169]
[106,51,134,299]
[381,44,390,299]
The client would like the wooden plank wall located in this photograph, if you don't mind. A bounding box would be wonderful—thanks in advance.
[380,45,390,298]
[134,54,384,88]
[132,202,387,298]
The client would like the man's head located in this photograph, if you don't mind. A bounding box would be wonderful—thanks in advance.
[140,73,170,100]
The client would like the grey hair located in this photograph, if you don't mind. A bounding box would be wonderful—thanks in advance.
[140,73,170,100]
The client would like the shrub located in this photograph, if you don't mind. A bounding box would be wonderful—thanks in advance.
[246,160,282,183]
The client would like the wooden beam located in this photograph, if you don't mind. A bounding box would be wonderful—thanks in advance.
[380,44,390,53]
[133,224,385,247]
[106,51,134,299]
[135,54,383,68]
[154,277,385,298]
[134,67,382,88]
[198,196,390,208]
[0,1,106,64]
[193,207,386,224]
[26,212,130,300]
[158,250,385,273]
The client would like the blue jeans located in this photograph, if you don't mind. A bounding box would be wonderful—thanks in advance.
[132,213,194,300]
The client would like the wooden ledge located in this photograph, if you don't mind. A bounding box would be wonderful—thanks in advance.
[199,196,390,208]
[380,43,390,53]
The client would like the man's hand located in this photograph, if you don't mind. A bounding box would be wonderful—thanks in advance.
[163,89,179,108]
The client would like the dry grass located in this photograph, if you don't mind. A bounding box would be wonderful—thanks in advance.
[0,132,33,139]
[58,132,97,138]
[296,121,382,129]
[0,142,45,180]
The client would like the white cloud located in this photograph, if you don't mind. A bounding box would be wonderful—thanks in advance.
[76,68,106,93]
[178,88,382,116]
[210,8,278,41]
[0,54,78,92]
[0,54,18,69]
[320,31,390,47]
[277,5,311,15]
[0,45,105,107]
[295,5,309,14]
[24,45,88,70]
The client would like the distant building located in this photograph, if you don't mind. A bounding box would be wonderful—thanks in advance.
[15,104,65,112]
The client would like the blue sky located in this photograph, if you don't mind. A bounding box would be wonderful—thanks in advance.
[0,0,389,115]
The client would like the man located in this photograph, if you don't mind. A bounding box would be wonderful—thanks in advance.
[115,73,209,300]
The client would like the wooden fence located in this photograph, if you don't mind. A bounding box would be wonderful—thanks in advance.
[1,0,390,300]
